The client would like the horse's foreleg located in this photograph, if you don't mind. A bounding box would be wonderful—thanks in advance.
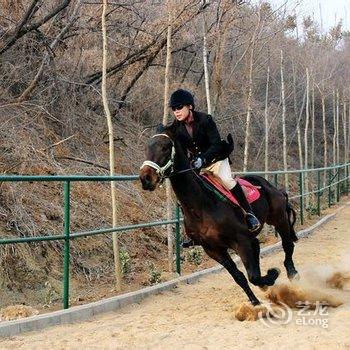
[237,239,280,288]
[275,221,299,280]
[222,255,261,306]
[202,245,260,305]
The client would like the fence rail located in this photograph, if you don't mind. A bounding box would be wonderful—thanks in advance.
[0,163,349,309]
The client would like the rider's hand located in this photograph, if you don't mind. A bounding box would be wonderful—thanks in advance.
[192,157,203,169]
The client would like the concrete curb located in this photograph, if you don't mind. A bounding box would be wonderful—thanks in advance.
[1,202,348,338]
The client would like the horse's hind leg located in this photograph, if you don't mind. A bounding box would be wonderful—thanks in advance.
[202,245,260,305]
[237,238,280,288]
[275,220,299,280]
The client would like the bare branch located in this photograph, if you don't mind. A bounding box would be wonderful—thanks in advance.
[0,0,71,55]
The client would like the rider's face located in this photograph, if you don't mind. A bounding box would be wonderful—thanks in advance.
[172,105,192,122]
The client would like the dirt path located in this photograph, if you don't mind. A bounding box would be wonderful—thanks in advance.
[2,202,350,350]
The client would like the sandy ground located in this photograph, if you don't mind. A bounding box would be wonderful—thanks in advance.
[1,201,350,350]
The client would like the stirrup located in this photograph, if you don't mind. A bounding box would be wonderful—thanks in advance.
[246,213,261,232]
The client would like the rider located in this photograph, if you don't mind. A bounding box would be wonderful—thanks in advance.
[169,88,261,233]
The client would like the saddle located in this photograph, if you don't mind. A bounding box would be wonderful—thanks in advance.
[201,173,260,205]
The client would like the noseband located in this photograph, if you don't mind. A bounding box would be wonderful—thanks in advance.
[140,133,176,182]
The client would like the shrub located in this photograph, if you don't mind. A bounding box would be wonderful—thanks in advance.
[186,247,203,265]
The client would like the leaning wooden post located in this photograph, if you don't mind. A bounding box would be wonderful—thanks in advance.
[163,10,174,273]
[102,0,122,290]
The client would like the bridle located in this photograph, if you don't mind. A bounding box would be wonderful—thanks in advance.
[140,133,192,183]
[140,133,176,182]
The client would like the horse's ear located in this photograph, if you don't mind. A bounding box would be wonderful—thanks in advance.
[164,121,176,139]
[156,121,175,139]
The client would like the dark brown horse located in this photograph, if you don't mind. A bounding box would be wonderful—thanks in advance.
[139,124,299,305]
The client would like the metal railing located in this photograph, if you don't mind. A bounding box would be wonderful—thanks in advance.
[0,163,349,309]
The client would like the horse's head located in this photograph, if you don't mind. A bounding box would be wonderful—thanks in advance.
[139,126,175,191]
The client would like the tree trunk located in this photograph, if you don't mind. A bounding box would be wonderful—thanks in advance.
[348,93,350,162]
[280,50,288,190]
[102,0,121,291]
[333,89,337,166]
[202,11,211,114]
[311,79,315,170]
[336,90,340,166]
[304,68,310,207]
[264,65,270,179]
[162,15,174,273]
[342,93,347,165]
[293,61,303,169]
[321,93,327,185]
[243,10,260,172]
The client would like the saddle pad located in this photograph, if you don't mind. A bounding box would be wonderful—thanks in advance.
[201,174,260,205]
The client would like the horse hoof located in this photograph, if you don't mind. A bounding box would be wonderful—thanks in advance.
[259,285,269,291]
[268,268,281,280]
[288,272,300,281]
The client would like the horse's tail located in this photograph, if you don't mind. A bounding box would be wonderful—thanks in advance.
[283,191,298,242]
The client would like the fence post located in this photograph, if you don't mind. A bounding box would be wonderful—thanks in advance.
[345,164,349,196]
[175,204,181,275]
[328,169,332,207]
[63,181,71,309]
[336,167,340,202]
[317,170,321,216]
[299,172,304,225]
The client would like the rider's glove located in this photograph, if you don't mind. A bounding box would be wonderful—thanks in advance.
[192,157,203,169]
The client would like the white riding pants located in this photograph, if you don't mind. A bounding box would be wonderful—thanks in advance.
[201,158,236,190]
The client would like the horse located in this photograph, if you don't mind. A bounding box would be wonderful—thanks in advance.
[139,124,299,305]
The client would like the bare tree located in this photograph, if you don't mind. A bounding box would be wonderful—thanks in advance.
[310,78,315,170]
[202,7,211,114]
[280,49,288,189]
[102,0,121,291]
[162,9,174,273]
[264,65,270,178]
[0,0,71,55]
[342,92,348,165]
[319,87,328,182]
[243,9,261,172]
[333,89,337,166]
[304,68,310,207]
[336,90,340,165]
[16,1,82,102]
[293,60,304,170]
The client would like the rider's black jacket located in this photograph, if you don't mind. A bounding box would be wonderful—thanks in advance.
[172,111,233,167]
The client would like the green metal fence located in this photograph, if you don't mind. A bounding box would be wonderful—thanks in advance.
[0,163,349,309]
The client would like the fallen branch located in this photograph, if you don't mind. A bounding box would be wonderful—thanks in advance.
[41,134,77,151]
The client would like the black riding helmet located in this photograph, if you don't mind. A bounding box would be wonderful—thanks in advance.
[169,89,195,109]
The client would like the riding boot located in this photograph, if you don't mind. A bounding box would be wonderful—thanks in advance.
[230,183,261,232]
